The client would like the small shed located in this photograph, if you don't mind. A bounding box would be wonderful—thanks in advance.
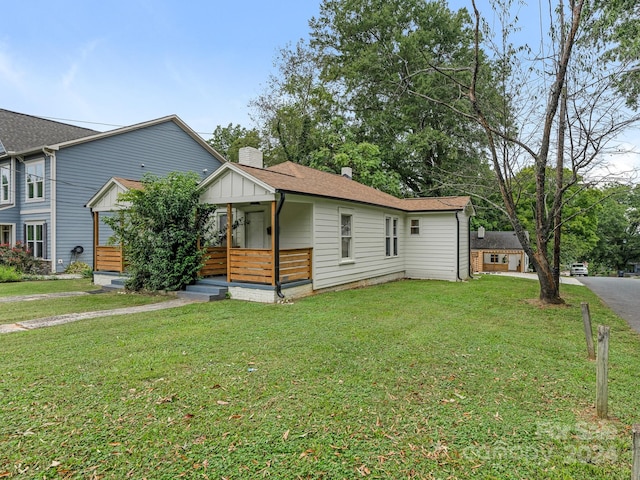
[470,228,528,273]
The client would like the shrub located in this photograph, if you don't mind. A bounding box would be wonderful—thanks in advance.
[0,264,21,282]
[104,172,216,292]
[0,243,49,275]
[65,261,93,278]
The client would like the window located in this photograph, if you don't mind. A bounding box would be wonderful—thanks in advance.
[385,216,399,257]
[490,253,499,263]
[25,160,45,201]
[0,164,10,204]
[410,218,420,235]
[340,213,352,260]
[26,222,46,258]
[0,224,12,245]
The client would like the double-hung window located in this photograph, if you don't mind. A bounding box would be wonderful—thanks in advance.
[26,222,46,258]
[340,212,353,261]
[410,219,420,235]
[25,160,44,202]
[0,224,13,245]
[0,164,10,204]
[385,216,398,257]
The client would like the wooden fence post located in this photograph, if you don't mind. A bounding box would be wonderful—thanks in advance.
[581,302,595,360]
[633,424,640,480]
[596,325,610,419]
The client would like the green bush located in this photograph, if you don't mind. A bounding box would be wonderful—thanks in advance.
[104,172,216,292]
[0,264,21,282]
[0,243,49,275]
[64,261,93,278]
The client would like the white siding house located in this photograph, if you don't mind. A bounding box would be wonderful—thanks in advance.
[192,148,474,302]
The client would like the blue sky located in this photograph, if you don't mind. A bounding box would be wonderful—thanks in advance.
[2,0,637,176]
[1,0,320,136]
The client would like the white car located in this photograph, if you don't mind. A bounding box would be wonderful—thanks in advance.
[570,263,588,276]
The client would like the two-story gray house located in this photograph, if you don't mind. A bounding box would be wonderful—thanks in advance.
[0,109,225,273]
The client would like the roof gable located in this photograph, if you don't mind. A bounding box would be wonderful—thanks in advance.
[86,177,142,211]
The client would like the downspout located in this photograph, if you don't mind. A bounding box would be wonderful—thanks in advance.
[44,147,58,273]
[455,211,462,281]
[274,191,286,298]
[468,216,473,279]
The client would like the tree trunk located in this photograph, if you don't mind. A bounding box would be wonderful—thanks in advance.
[532,251,563,304]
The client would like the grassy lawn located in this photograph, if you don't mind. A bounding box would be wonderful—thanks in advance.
[1,276,638,479]
[0,278,100,297]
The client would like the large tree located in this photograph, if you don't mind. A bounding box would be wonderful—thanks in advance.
[309,0,496,196]
[403,0,639,303]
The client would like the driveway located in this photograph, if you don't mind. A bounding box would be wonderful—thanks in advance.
[579,276,640,335]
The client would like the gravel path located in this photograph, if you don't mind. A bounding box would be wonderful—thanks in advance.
[0,294,195,334]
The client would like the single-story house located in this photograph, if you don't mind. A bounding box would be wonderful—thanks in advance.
[89,148,475,302]
[470,227,528,273]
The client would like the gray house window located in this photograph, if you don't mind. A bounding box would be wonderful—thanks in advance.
[340,212,353,260]
[0,164,10,204]
[25,160,45,202]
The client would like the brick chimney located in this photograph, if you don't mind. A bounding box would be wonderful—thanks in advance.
[238,147,263,169]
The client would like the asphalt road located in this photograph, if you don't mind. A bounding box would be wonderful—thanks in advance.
[579,276,640,334]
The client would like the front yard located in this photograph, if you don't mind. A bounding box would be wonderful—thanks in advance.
[1,276,638,478]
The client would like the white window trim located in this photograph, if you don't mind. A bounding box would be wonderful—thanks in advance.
[339,208,354,264]
[410,218,420,235]
[385,215,399,257]
[25,221,46,259]
[0,223,15,246]
[25,159,45,203]
[0,163,11,205]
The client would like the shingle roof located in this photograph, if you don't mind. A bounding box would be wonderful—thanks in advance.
[113,177,143,191]
[234,161,471,212]
[0,108,97,154]
[470,231,523,250]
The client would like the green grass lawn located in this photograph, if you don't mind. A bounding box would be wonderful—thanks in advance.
[0,278,100,297]
[1,276,638,479]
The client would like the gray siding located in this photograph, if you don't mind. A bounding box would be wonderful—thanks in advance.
[53,120,223,272]
[279,198,313,249]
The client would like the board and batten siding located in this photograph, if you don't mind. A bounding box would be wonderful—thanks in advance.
[56,120,223,272]
[404,212,459,281]
[200,169,274,205]
[312,198,405,290]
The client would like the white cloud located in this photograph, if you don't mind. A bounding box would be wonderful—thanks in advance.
[0,45,25,90]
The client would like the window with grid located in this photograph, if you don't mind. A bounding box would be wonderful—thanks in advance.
[340,213,352,260]
[25,161,44,201]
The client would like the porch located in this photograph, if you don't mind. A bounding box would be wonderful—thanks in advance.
[94,245,313,286]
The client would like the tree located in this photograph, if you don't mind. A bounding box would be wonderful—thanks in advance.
[309,0,496,196]
[104,172,216,292]
[401,0,639,303]
[207,124,261,162]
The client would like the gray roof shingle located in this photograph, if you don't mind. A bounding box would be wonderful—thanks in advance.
[0,108,97,154]
[470,231,524,250]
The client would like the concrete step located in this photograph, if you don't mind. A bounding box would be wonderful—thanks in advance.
[177,283,228,302]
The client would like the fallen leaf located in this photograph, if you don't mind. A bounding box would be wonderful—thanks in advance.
[282,429,290,441]
[228,414,243,420]
[217,400,229,405]
[50,461,61,468]
[356,464,371,476]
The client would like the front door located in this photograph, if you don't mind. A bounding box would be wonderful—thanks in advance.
[246,211,266,249]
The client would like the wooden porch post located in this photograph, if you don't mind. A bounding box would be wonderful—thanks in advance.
[226,203,232,281]
[93,211,99,271]
[271,200,277,286]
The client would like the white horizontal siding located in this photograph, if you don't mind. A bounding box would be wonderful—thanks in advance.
[404,213,457,281]
[312,199,404,290]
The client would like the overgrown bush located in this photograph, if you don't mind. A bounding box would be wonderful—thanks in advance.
[65,261,93,278]
[0,243,49,275]
[104,172,216,292]
[0,264,21,282]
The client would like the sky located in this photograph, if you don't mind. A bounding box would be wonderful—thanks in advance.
[2,0,638,177]
[1,0,320,136]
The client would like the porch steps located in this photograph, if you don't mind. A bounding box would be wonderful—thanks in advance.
[177,281,228,302]
[102,278,127,291]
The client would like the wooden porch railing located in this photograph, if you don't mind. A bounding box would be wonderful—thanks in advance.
[199,247,227,276]
[227,247,312,284]
[95,246,125,273]
[94,245,312,285]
